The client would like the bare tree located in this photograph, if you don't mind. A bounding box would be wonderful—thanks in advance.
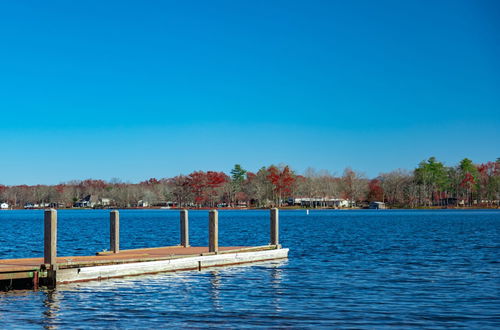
[341,168,368,205]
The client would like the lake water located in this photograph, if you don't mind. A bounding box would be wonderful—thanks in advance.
[0,209,499,328]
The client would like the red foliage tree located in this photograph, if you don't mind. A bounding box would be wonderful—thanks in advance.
[206,171,229,205]
[266,165,296,206]
[55,184,65,194]
[460,173,476,189]
[140,178,160,185]
[188,171,208,205]
[367,179,384,202]
[246,172,256,182]
[476,162,500,203]
[187,171,229,207]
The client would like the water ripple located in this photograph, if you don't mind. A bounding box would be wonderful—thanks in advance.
[0,209,499,328]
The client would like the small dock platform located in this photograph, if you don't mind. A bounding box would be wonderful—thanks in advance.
[1,209,288,290]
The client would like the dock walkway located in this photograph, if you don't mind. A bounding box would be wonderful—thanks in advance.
[0,209,288,290]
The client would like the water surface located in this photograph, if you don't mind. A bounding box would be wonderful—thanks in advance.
[1,209,499,328]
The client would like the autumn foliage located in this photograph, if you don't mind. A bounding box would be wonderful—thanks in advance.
[266,166,296,205]
[0,158,499,209]
[187,171,229,206]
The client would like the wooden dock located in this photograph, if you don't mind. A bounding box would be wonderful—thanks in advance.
[0,209,288,290]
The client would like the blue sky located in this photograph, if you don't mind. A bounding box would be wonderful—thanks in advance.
[1,0,499,185]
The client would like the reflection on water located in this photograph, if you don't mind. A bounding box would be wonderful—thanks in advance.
[209,270,222,311]
[42,290,60,329]
[23,259,288,327]
[55,259,288,292]
[270,265,283,312]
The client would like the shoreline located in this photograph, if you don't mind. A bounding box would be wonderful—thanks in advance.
[2,206,499,211]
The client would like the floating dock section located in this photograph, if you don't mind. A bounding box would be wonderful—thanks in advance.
[0,209,288,290]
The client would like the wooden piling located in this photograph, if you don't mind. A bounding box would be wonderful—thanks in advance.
[33,271,39,290]
[110,210,120,253]
[180,209,190,247]
[209,210,218,253]
[270,208,279,246]
[44,209,57,267]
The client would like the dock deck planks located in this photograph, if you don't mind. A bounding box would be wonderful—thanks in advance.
[0,245,287,285]
[1,246,247,271]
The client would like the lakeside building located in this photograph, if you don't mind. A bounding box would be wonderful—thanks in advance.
[137,200,150,207]
[369,201,386,209]
[24,203,51,209]
[74,195,112,208]
[74,195,97,208]
[1,202,9,209]
[131,200,177,208]
[288,197,351,208]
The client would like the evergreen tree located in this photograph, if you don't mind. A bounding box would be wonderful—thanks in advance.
[414,157,449,206]
[230,164,247,183]
[229,164,247,206]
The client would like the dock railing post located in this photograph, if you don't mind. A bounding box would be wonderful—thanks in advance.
[209,210,218,253]
[110,210,120,253]
[180,209,190,247]
[270,208,279,247]
[44,209,57,267]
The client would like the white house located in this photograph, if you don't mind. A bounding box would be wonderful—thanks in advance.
[288,197,351,208]
[1,202,9,209]
[137,200,149,207]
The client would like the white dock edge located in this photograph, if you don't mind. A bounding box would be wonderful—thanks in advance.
[57,248,289,283]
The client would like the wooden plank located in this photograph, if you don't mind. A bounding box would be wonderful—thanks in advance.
[219,245,279,254]
[0,246,251,270]
[96,245,181,255]
[0,271,34,280]
[57,248,289,283]
[61,246,275,268]
[0,265,40,272]
[199,248,289,269]
[1,245,288,286]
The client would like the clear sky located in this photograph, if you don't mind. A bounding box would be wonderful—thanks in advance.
[1,0,499,185]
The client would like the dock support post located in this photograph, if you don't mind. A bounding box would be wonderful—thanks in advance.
[110,210,120,253]
[43,209,58,288]
[270,208,279,246]
[180,209,190,247]
[33,271,39,290]
[209,210,218,253]
[44,209,57,266]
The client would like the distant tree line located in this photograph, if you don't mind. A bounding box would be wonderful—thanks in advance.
[0,157,499,209]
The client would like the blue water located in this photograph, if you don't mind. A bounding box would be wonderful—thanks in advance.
[0,209,499,328]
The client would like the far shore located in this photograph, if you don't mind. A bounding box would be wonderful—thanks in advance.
[1,206,499,211]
